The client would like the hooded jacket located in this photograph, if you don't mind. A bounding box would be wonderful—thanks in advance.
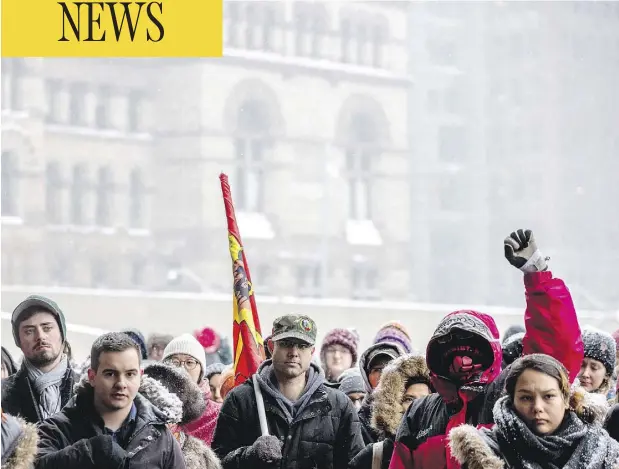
[1,412,38,469]
[35,377,186,469]
[211,359,365,469]
[358,343,406,445]
[350,355,431,469]
[389,271,584,469]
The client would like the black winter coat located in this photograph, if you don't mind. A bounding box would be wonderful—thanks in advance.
[35,384,186,469]
[1,365,76,424]
[212,376,365,469]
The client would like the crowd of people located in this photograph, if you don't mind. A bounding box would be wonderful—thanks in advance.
[2,229,619,468]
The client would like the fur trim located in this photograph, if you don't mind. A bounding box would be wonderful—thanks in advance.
[371,354,430,437]
[183,434,222,469]
[448,425,505,469]
[139,375,184,424]
[569,386,610,425]
[4,418,38,469]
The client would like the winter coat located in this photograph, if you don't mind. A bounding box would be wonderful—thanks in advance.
[389,271,584,469]
[1,346,17,377]
[358,343,406,445]
[35,378,186,469]
[211,360,365,469]
[183,381,222,447]
[350,355,430,469]
[1,413,38,469]
[605,403,619,443]
[1,363,76,424]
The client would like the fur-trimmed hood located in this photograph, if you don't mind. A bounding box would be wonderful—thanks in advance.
[370,354,431,438]
[359,342,406,393]
[182,433,222,469]
[1,414,38,469]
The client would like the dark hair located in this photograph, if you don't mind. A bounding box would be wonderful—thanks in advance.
[91,332,142,371]
[405,376,431,390]
[505,353,570,402]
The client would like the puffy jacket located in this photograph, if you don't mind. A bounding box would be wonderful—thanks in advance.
[389,271,584,469]
[1,364,76,424]
[35,379,186,469]
[212,360,364,469]
[1,412,38,469]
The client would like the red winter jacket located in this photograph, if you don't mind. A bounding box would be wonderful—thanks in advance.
[388,271,583,469]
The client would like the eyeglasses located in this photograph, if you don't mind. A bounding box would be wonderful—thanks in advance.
[325,346,351,356]
[166,358,199,370]
[277,340,313,350]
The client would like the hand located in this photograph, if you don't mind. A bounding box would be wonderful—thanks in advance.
[504,229,548,273]
[87,435,126,468]
[247,435,283,466]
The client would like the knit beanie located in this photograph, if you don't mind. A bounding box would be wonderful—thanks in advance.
[146,333,174,352]
[121,328,148,360]
[338,368,366,395]
[143,362,206,425]
[502,324,525,345]
[11,295,67,347]
[582,327,617,375]
[194,327,221,354]
[374,321,412,354]
[163,334,208,382]
[320,328,359,365]
[204,362,227,381]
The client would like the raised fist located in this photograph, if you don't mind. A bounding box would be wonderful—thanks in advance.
[504,229,548,273]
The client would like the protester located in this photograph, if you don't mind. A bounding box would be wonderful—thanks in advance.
[212,313,364,469]
[1,410,38,469]
[204,363,227,404]
[1,346,17,379]
[350,355,431,469]
[374,321,414,354]
[194,327,233,366]
[501,331,524,369]
[577,326,616,396]
[358,342,405,444]
[338,368,367,411]
[147,333,175,362]
[449,354,619,469]
[36,332,186,468]
[140,363,222,469]
[502,324,525,344]
[163,334,222,446]
[2,295,77,423]
[320,328,359,384]
[122,328,148,361]
[389,229,584,469]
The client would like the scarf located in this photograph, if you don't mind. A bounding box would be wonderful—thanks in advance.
[24,354,68,420]
[182,381,221,446]
[493,395,619,469]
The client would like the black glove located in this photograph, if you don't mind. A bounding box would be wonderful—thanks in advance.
[87,434,126,469]
[504,229,548,273]
[246,435,283,467]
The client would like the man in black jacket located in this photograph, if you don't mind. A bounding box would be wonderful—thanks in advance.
[2,295,76,423]
[212,314,364,469]
[35,332,186,469]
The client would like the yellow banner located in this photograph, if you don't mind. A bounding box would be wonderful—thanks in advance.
[2,0,222,57]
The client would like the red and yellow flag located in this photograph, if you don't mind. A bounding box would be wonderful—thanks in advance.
[220,173,265,388]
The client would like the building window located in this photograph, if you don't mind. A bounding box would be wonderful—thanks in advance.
[71,164,87,225]
[351,261,379,300]
[341,19,352,62]
[131,258,146,287]
[346,148,372,221]
[129,169,145,228]
[296,263,321,298]
[1,151,18,216]
[244,3,277,51]
[95,85,113,129]
[46,161,63,224]
[69,83,87,126]
[45,79,63,123]
[127,89,143,133]
[371,21,387,68]
[95,166,113,226]
[295,3,327,57]
[226,2,241,46]
[1,59,25,111]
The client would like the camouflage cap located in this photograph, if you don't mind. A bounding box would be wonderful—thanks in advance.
[271,314,317,345]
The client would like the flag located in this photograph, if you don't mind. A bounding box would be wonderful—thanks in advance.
[220,173,265,387]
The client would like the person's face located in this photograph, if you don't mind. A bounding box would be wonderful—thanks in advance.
[401,383,431,411]
[347,392,365,411]
[1,362,9,379]
[88,349,141,413]
[149,345,165,362]
[368,355,393,390]
[209,373,224,403]
[272,339,315,379]
[513,369,567,436]
[165,353,202,384]
[18,312,63,367]
[578,358,607,392]
[324,345,353,380]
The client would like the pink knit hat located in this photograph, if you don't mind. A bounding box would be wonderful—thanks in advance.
[320,328,359,365]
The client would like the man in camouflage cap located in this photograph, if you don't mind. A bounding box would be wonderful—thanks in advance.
[213,313,364,469]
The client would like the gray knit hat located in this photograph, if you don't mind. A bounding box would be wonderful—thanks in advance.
[582,326,616,375]
[338,368,366,395]
[204,362,227,380]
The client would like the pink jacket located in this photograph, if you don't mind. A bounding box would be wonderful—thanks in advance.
[182,381,222,447]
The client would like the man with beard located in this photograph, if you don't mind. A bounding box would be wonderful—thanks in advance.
[212,314,364,469]
[2,295,77,423]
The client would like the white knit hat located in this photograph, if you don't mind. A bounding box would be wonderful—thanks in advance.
[162,333,207,382]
